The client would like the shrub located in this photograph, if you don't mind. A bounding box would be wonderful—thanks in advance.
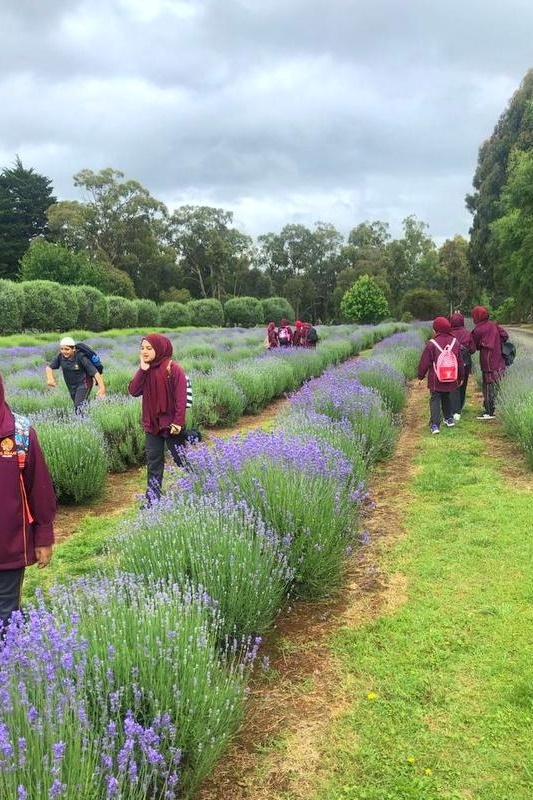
[71,285,110,331]
[187,299,224,327]
[133,298,160,327]
[21,280,78,331]
[260,297,295,325]
[159,301,192,328]
[340,275,389,324]
[224,296,264,327]
[106,296,138,329]
[87,397,145,472]
[32,414,108,502]
[401,287,447,320]
[19,239,89,285]
[0,280,25,333]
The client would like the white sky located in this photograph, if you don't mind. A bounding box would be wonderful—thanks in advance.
[0,0,530,242]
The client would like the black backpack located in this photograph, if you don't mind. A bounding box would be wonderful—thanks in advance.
[502,340,516,366]
[307,326,319,344]
[460,345,472,370]
[75,342,104,373]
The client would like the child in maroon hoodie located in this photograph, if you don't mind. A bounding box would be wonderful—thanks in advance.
[449,311,476,419]
[0,374,55,629]
[418,316,464,434]
[470,305,508,419]
[129,333,188,506]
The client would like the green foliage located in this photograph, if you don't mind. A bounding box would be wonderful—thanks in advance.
[260,296,295,324]
[159,301,192,327]
[71,285,109,331]
[132,298,160,327]
[0,157,56,280]
[106,296,138,328]
[19,239,90,285]
[340,275,390,324]
[21,280,79,331]
[224,296,264,327]
[33,416,108,502]
[493,296,517,323]
[87,398,145,472]
[187,298,224,327]
[0,279,25,333]
[401,287,447,320]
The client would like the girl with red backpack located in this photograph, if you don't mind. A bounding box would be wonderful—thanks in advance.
[418,316,464,434]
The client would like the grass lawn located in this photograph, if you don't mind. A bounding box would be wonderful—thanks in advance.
[311,410,533,799]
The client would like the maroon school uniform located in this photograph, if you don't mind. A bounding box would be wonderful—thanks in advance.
[471,310,508,381]
[450,312,475,354]
[417,332,464,392]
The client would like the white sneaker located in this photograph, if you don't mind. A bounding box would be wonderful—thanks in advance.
[453,413,461,421]
[476,413,495,420]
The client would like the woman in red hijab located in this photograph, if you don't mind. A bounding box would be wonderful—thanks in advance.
[0,373,55,629]
[470,306,509,419]
[128,334,188,506]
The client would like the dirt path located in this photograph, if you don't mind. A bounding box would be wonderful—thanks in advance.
[197,380,429,800]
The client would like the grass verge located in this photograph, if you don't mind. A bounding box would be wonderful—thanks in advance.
[311,409,533,800]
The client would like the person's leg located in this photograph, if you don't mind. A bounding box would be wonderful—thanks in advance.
[73,383,91,415]
[0,568,25,630]
[450,388,461,416]
[441,391,453,422]
[486,382,497,416]
[460,367,470,409]
[482,378,491,415]
[144,432,165,504]
[429,392,441,427]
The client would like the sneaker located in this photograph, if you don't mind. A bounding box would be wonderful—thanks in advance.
[453,413,461,421]
[476,413,496,420]
[430,424,440,434]
[444,418,455,427]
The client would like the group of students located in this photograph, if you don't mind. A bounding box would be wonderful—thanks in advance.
[418,306,510,434]
[265,318,318,349]
[0,333,191,631]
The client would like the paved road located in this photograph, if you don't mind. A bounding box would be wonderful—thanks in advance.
[506,326,533,355]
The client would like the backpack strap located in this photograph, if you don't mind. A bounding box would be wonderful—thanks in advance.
[13,413,34,524]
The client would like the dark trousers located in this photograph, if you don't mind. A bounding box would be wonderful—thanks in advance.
[451,367,471,414]
[429,391,452,427]
[145,432,185,504]
[0,568,24,629]
[482,379,499,416]
[70,383,92,414]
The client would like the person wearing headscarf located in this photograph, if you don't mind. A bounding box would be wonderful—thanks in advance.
[449,311,476,419]
[128,334,188,506]
[470,306,509,419]
[417,316,464,434]
[265,321,279,349]
[46,336,106,413]
[0,373,55,629]
[292,320,304,347]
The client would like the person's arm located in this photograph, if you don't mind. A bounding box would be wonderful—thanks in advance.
[45,354,61,387]
[169,363,187,432]
[24,428,56,566]
[128,367,149,397]
[417,344,431,380]
[93,371,106,398]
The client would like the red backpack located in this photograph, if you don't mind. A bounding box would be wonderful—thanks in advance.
[431,338,458,382]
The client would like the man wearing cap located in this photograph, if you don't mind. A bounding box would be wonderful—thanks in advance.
[45,337,106,413]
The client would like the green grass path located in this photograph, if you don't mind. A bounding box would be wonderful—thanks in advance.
[314,412,533,800]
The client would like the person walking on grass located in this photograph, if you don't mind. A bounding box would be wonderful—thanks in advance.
[449,311,476,420]
[0,373,55,630]
[46,336,106,413]
[128,333,188,507]
[418,316,464,435]
[470,305,509,420]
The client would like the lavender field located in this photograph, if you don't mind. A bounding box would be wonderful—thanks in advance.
[0,324,428,799]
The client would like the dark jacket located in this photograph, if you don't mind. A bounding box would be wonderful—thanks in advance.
[471,319,508,381]
[417,332,465,393]
[129,360,188,435]
[0,426,56,570]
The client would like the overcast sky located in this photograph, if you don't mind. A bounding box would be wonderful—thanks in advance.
[0,0,531,243]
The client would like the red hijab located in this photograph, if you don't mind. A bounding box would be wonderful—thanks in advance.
[141,334,174,431]
[0,373,15,439]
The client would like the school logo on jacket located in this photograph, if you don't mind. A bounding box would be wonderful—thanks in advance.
[0,437,15,457]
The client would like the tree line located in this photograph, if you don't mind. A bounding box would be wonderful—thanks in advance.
[7,62,533,330]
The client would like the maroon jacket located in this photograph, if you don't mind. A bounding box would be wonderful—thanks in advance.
[471,319,508,381]
[450,313,475,354]
[129,360,188,435]
[0,426,56,570]
[417,332,465,393]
